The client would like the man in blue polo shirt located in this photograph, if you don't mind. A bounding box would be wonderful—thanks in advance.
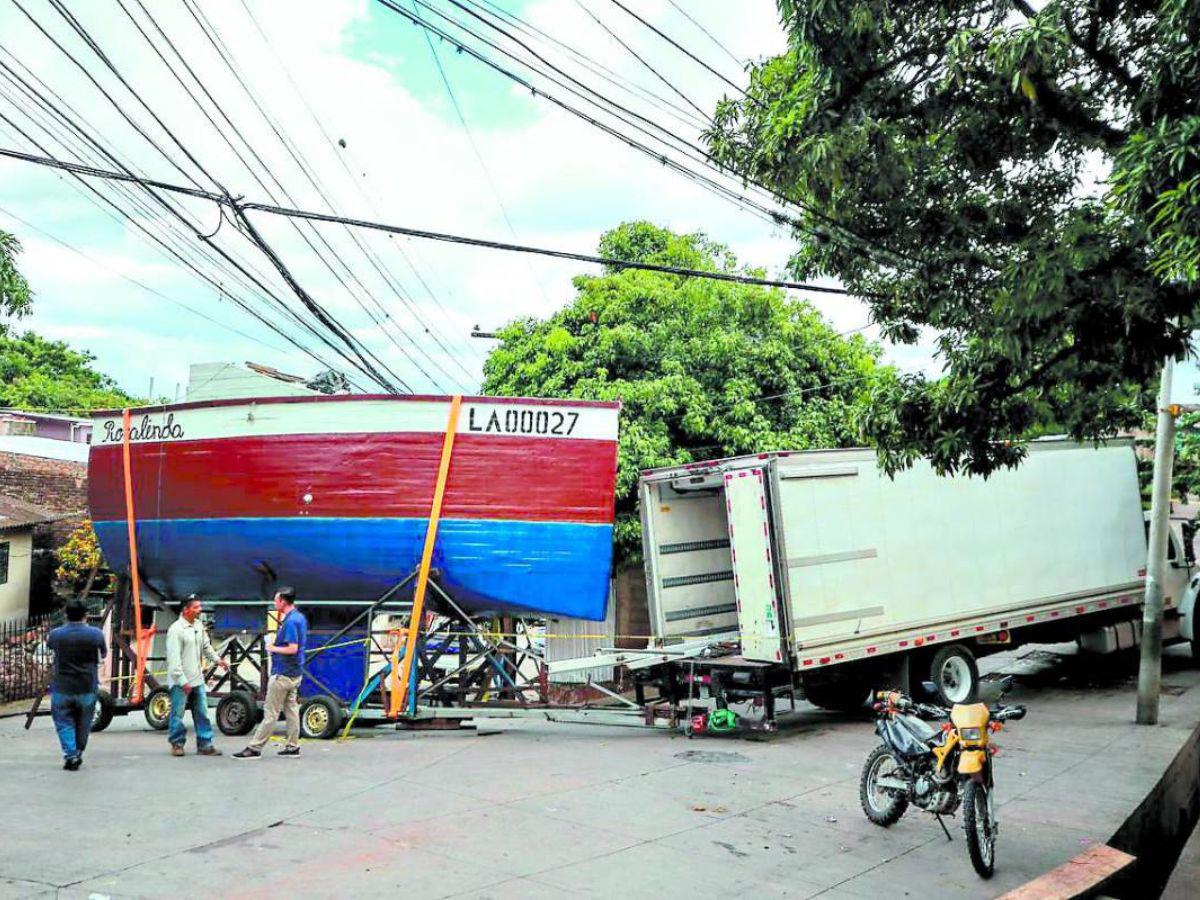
[46,599,107,770]
[234,587,307,759]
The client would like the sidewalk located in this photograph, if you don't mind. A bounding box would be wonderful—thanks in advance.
[0,644,1197,898]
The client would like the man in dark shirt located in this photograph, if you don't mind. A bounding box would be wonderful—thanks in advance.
[234,587,308,759]
[46,599,107,771]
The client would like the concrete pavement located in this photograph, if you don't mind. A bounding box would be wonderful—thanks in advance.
[1,644,1197,899]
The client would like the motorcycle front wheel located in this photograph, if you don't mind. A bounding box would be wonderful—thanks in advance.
[859,744,909,826]
[962,780,996,877]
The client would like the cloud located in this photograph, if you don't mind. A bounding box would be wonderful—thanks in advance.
[0,0,932,398]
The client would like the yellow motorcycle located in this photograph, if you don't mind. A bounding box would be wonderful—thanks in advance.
[859,677,1026,877]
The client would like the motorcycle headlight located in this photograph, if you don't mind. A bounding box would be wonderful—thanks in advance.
[959,726,983,741]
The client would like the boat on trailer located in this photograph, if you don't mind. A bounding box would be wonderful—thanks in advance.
[87,394,620,620]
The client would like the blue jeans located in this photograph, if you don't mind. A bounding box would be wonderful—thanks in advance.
[168,685,214,748]
[51,692,97,761]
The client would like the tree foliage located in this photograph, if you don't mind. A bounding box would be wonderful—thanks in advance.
[0,330,135,413]
[0,229,32,318]
[55,520,109,589]
[708,1,1200,475]
[482,221,891,565]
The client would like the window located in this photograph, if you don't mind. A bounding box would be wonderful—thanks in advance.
[0,541,8,586]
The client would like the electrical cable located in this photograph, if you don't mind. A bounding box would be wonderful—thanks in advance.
[234,0,482,369]
[412,1,552,309]
[605,0,748,97]
[0,203,293,354]
[26,0,408,391]
[160,0,465,391]
[469,0,709,130]
[664,0,744,69]
[377,0,786,230]
[0,108,352,379]
[116,0,434,391]
[383,0,923,269]
[573,0,711,123]
[0,145,874,296]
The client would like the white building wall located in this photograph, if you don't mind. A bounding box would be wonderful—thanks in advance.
[0,530,34,621]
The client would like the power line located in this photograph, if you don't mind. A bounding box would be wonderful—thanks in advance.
[377,0,787,229]
[213,0,485,379]
[380,0,922,269]
[0,104,353,379]
[605,0,747,97]
[410,1,552,310]
[115,0,426,392]
[31,0,408,392]
[0,145,872,296]
[574,0,711,123]
[0,203,292,354]
[168,0,469,391]
[469,0,709,130]
[664,0,743,69]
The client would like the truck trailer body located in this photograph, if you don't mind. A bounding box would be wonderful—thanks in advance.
[639,440,1196,707]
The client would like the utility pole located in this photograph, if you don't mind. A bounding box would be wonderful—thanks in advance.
[1137,356,1178,725]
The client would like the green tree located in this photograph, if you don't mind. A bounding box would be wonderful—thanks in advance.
[708,1,1199,476]
[0,229,32,317]
[482,221,892,565]
[0,330,135,413]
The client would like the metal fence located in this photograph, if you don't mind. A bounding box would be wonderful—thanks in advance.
[0,614,53,703]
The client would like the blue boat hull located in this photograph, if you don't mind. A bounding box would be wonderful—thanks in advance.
[94,517,613,620]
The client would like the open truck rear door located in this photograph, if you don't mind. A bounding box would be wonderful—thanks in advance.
[724,467,787,663]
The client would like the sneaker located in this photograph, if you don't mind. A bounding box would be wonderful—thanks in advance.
[277,747,301,758]
[170,745,185,757]
[231,748,261,760]
[197,746,223,756]
[63,756,81,771]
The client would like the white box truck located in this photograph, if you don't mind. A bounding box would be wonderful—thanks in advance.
[636,439,1198,718]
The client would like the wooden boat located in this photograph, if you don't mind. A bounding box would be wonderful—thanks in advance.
[87,395,620,620]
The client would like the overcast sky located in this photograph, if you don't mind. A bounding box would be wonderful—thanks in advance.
[7,1,1177,403]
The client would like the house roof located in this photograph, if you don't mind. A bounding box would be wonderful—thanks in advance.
[0,435,90,463]
[0,494,55,532]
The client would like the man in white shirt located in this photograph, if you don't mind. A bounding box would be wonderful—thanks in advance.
[165,594,228,757]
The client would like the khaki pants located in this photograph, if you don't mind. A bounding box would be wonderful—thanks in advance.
[248,675,301,751]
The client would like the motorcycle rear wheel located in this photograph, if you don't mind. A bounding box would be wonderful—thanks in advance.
[860,744,909,826]
[962,780,996,878]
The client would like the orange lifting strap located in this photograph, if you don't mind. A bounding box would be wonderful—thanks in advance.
[389,395,462,718]
[121,408,150,705]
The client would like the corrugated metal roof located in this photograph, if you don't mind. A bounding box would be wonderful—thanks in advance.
[0,494,55,531]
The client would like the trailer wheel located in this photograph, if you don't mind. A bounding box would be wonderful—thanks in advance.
[216,691,258,736]
[300,695,343,740]
[91,690,115,733]
[929,644,979,705]
[143,687,172,731]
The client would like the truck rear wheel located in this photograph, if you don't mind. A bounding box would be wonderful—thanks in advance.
[929,644,979,705]
[804,679,870,713]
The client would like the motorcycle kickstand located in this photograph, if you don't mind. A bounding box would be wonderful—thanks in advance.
[933,814,953,842]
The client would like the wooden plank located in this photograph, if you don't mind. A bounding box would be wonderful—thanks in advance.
[389,395,462,718]
[998,844,1135,900]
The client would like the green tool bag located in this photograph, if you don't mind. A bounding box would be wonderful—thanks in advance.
[707,708,738,733]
